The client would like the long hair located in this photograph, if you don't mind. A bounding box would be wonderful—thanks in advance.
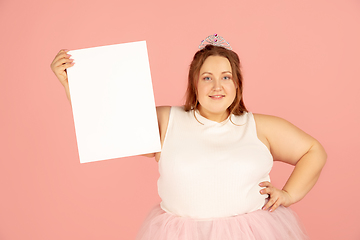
[184,45,247,115]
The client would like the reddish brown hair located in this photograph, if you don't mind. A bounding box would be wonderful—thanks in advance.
[184,45,247,115]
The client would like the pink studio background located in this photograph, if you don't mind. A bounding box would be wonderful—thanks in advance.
[1,0,359,239]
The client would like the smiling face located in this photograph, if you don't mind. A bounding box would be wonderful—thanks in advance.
[196,56,237,122]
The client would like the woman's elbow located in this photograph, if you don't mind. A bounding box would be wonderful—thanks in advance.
[312,140,327,167]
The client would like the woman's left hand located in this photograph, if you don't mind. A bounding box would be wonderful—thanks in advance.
[259,181,295,212]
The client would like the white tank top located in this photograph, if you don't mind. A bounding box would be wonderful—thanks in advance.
[157,106,273,219]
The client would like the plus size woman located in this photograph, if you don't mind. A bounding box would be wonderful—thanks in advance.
[51,34,327,239]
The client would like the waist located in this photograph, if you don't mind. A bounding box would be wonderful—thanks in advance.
[160,199,266,220]
[159,187,268,219]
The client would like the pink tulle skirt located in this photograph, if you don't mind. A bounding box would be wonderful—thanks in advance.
[136,204,309,240]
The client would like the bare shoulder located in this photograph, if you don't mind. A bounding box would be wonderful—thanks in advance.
[156,106,171,116]
[253,113,306,141]
[156,105,171,143]
[253,113,319,164]
[253,113,289,124]
[156,106,171,126]
[252,113,282,150]
[253,113,305,135]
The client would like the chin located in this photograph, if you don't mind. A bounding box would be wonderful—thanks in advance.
[198,100,232,114]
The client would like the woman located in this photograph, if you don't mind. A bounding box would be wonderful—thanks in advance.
[50,35,327,239]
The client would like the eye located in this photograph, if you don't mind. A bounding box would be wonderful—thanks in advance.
[203,76,211,81]
[223,76,232,80]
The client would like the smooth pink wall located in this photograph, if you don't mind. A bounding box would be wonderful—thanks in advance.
[1,0,359,239]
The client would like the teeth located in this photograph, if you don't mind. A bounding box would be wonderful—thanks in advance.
[210,95,224,98]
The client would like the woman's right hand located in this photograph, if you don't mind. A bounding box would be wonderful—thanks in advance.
[50,49,74,102]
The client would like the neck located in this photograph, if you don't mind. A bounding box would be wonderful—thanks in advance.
[197,106,230,123]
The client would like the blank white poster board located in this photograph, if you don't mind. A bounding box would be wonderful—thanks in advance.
[67,41,161,163]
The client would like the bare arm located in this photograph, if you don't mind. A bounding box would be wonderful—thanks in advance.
[254,114,327,211]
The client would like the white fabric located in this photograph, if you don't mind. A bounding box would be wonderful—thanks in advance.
[157,106,273,219]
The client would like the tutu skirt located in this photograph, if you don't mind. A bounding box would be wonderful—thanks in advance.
[136,204,309,240]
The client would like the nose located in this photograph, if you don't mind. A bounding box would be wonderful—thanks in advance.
[213,79,222,91]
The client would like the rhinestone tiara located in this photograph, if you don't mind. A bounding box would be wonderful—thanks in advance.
[198,34,232,50]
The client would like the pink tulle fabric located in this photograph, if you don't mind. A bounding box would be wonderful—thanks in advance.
[136,204,309,240]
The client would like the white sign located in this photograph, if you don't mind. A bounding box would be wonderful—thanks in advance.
[67,41,161,163]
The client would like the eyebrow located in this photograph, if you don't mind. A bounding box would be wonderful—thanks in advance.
[200,71,232,75]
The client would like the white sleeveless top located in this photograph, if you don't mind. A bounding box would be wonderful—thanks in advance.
[157,106,273,219]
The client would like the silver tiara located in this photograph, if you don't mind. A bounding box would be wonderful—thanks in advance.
[198,34,232,50]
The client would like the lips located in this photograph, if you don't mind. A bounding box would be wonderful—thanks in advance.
[209,95,225,99]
